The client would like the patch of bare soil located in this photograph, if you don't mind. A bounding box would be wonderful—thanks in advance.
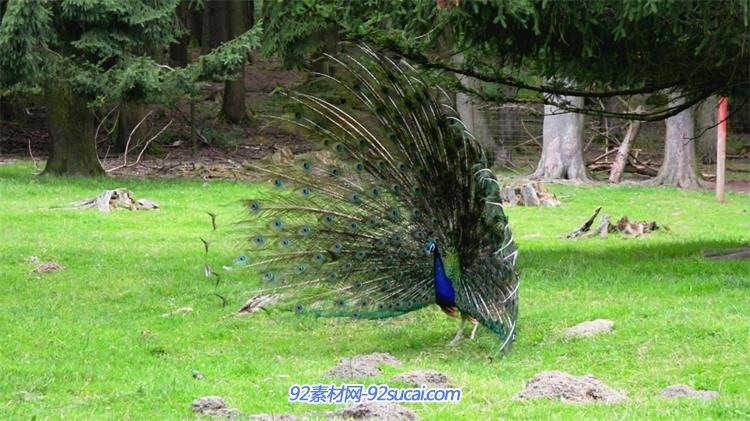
[563,319,614,338]
[32,261,65,274]
[337,402,419,421]
[325,353,401,379]
[392,370,451,388]
[661,384,719,400]
[516,371,626,404]
[190,396,241,418]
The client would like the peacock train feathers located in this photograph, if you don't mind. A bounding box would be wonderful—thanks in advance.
[215,45,519,350]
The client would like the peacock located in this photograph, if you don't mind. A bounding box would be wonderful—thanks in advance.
[215,45,519,350]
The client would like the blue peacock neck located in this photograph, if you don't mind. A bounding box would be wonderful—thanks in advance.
[433,246,457,307]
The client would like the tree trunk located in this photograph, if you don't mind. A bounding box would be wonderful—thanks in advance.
[201,0,228,54]
[533,97,589,182]
[453,54,508,166]
[651,94,702,189]
[43,84,104,176]
[309,27,338,75]
[609,105,643,183]
[169,1,191,68]
[114,102,148,153]
[695,96,717,164]
[221,0,250,123]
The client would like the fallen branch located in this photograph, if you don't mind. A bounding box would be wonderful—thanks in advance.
[564,206,602,238]
[609,106,643,183]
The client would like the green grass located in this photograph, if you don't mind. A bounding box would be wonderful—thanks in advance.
[1,161,748,420]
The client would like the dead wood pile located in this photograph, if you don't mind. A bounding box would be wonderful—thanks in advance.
[564,206,666,239]
[69,188,160,212]
[499,181,560,207]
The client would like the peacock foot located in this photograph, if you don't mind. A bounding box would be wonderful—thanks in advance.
[469,319,479,340]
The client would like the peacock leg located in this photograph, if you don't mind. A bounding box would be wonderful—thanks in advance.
[448,316,466,346]
[469,318,479,340]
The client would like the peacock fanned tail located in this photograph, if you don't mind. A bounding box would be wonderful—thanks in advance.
[235,44,519,348]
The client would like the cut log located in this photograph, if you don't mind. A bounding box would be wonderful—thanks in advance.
[520,184,541,207]
[69,188,160,212]
[499,182,560,207]
[500,186,519,206]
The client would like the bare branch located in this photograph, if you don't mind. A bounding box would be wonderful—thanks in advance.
[106,118,173,173]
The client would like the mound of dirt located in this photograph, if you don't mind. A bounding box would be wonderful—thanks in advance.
[32,261,65,274]
[339,402,419,420]
[325,353,401,379]
[661,384,719,400]
[392,370,451,387]
[190,396,240,418]
[563,319,614,338]
[516,371,626,404]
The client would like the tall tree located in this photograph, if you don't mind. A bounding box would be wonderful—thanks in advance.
[0,0,180,175]
[534,97,588,181]
[222,0,252,123]
[651,94,702,189]
[695,96,718,165]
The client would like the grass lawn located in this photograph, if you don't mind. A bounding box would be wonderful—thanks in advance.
[1,161,748,420]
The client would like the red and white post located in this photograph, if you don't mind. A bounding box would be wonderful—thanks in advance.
[716,97,728,203]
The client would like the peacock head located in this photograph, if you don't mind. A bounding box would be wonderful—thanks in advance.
[425,240,460,281]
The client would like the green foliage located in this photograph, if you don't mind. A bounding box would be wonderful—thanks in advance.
[0,0,180,99]
[262,0,749,120]
[0,0,262,106]
[446,0,749,100]
[262,0,436,68]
